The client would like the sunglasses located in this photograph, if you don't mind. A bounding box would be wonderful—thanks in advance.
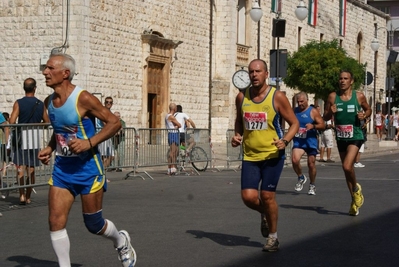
[105,101,113,104]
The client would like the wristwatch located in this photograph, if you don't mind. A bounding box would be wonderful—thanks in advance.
[282,139,289,146]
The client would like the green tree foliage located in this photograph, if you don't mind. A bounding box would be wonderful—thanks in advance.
[284,39,366,101]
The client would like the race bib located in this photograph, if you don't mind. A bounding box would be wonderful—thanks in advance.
[55,133,78,157]
[295,127,307,138]
[336,125,353,138]
[243,112,267,130]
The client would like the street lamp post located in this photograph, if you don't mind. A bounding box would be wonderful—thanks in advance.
[371,23,399,139]
[371,25,380,116]
[250,1,308,90]
[249,0,263,59]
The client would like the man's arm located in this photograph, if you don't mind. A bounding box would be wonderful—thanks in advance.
[310,108,326,131]
[231,92,244,147]
[323,92,336,121]
[186,118,196,128]
[168,115,181,129]
[68,91,121,154]
[42,104,50,123]
[9,101,19,124]
[357,92,372,121]
[274,91,299,144]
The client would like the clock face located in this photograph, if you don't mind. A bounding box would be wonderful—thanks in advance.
[232,69,250,90]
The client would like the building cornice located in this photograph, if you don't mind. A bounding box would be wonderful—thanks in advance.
[349,0,390,20]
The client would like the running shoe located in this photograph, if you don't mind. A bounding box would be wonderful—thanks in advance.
[170,167,177,175]
[349,200,359,216]
[294,175,307,192]
[117,230,137,267]
[260,214,269,238]
[352,183,364,208]
[262,237,279,252]
[354,162,365,168]
[308,184,316,195]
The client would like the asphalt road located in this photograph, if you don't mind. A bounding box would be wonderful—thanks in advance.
[1,152,399,267]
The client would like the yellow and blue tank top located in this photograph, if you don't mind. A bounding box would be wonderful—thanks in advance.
[334,90,364,141]
[241,87,284,161]
[48,87,104,180]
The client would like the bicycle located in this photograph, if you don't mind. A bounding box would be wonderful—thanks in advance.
[167,142,209,172]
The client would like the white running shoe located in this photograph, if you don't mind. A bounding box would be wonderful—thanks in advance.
[117,230,137,267]
[354,162,365,168]
[308,184,316,195]
[262,236,279,252]
[294,175,307,191]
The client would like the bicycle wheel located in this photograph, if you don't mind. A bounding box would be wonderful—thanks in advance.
[190,147,208,171]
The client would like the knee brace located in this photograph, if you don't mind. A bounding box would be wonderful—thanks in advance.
[83,210,105,234]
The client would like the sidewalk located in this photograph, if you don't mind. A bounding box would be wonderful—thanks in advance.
[327,133,399,161]
[209,133,399,169]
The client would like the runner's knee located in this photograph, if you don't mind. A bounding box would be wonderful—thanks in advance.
[83,210,105,234]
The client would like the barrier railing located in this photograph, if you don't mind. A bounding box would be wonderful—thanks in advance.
[0,124,214,196]
[131,128,211,179]
[0,123,53,196]
[102,127,135,169]
[226,129,242,171]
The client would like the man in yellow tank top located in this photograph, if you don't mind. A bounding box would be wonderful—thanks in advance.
[231,59,299,252]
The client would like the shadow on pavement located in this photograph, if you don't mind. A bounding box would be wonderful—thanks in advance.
[219,208,399,267]
[280,204,348,216]
[186,230,263,248]
[7,256,82,267]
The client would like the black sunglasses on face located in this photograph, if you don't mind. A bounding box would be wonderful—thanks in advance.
[105,101,113,104]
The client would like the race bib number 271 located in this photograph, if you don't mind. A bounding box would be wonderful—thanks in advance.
[243,112,267,130]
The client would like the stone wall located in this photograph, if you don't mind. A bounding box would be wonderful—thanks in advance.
[0,0,389,143]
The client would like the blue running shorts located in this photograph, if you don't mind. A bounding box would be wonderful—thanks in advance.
[241,157,285,192]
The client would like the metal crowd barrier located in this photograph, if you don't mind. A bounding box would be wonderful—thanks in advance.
[226,129,242,170]
[0,123,293,191]
[0,123,53,195]
[132,128,211,179]
[104,126,136,171]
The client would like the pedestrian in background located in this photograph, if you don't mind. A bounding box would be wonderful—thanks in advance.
[0,112,10,199]
[165,103,181,175]
[319,112,335,163]
[38,53,136,267]
[354,117,370,168]
[231,59,299,252]
[374,110,384,142]
[113,111,126,172]
[96,96,115,171]
[10,77,49,205]
[323,70,372,216]
[393,110,399,141]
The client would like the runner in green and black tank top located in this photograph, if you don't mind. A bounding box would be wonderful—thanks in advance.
[334,90,364,141]
[323,70,372,217]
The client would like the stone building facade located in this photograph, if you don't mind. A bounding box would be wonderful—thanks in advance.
[0,0,389,143]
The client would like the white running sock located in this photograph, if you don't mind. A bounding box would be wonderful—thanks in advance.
[103,219,124,248]
[50,229,71,267]
[268,232,278,239]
